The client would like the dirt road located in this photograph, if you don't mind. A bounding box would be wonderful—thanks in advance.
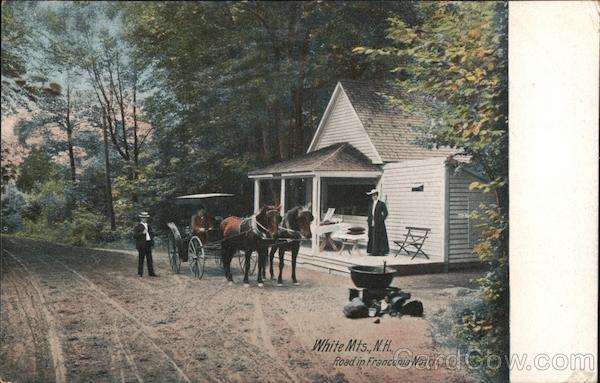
[1,236,479,383]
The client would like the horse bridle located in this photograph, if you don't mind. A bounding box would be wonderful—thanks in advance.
[252,208,280,238]
[278,208,312,239]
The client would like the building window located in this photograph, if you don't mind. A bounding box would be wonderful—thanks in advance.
[411,184,424,192]
[325,183,375,216]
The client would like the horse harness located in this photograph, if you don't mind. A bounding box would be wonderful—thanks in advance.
[277,207,308,240]
[240,215,270,240]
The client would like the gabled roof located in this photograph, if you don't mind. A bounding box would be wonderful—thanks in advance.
[248,142,381,177]
[309,80,457,162]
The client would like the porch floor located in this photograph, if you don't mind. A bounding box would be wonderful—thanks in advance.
[282,244,446,276]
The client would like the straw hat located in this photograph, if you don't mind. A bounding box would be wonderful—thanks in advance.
[366,189,379,196]
[138,211,150,218]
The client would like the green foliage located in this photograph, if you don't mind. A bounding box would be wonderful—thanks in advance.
[6,2,426,247]
[431,205,508,383]
[2,147,19,185]
[68,207,114,246]
[20,216,73,244]
[18,175,71,242]
[357,2,508,193]
[1,1,42,115]
[101,1,425,229]
[16,147,66,193]
[357,3,509,382]
[1,1,30,76]
[119,2,419,203]
[471,204,507,264]
[1,181,28,232]
[22,175,70,222]
[112,166,163,227]
[18,176,114,246]
[462,205,508,382]
[470,178,506,194]
[20,206,112,247]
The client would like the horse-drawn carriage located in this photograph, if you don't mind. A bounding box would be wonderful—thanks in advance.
[165,193,258,279]
[166,193,315,286]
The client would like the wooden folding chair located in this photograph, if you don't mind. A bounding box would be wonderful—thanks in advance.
[394,226,431,260]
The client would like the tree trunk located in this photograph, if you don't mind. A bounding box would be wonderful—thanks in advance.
[65,84,76,182]
[132,77,139,180]
[308,90,315,149]
[261,111,269,161]
[289,86,296,153]
[66,128,76,182]
[272,104,282,161]
[102,112,116,231]
[276,104,285,160]
[294,87,304,157]
[254,116,261,157]
[295,30,310,156]
[110,60,130,163]
[267,106,273,160]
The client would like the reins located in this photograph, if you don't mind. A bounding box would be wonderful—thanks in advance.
[278,207,312,239]
[278,226,299,234]
[227,208,280,240]
[190,210,302,247]
[253,218,270,236]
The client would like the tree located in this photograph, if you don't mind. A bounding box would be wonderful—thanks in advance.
[69,2,150,181]
[355,3,508,382]
[85,45,148,180]
[1,1,42,116]
[5,2,434,244]
[24,2,155,229]
[16,80,86,182]
[118,1,419,215]
[16,147,65,192]
[13,3,101,184]
[101,110,116,230]
[355,2,508,204]
[1,146,19,187]
[1,180,28,232]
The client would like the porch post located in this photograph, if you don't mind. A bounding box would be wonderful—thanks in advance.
[279,178,286,215]
[311,175,321,255]
[253,179,260,213]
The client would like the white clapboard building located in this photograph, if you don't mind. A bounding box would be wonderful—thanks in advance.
[249,80,495,273]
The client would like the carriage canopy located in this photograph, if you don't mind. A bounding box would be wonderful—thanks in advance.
[176,193,235,200]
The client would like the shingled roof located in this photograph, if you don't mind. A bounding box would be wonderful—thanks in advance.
[248,142,381,177]
[338,80,457,162]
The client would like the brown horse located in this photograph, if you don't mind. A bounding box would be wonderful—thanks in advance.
[266,206,313,286]
[220,204,281,287]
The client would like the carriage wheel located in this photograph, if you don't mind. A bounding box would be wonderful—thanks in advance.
[188,236,206,279]
[238,250,257,275]
[167,233,180,273]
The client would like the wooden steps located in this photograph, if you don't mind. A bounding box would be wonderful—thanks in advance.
[281,252,354,275]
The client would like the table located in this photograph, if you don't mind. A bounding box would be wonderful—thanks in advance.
[332,231,368,256]
[318,223,342,251]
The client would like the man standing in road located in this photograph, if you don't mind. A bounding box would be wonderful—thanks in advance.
[366,189,389,256]
[134,212,157,277]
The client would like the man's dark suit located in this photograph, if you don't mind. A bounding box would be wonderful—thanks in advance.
[367,199,389,256]
[133,222,156,276]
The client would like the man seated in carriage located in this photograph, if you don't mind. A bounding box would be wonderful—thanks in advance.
[191,209,225,243]
[191,209,210,243]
